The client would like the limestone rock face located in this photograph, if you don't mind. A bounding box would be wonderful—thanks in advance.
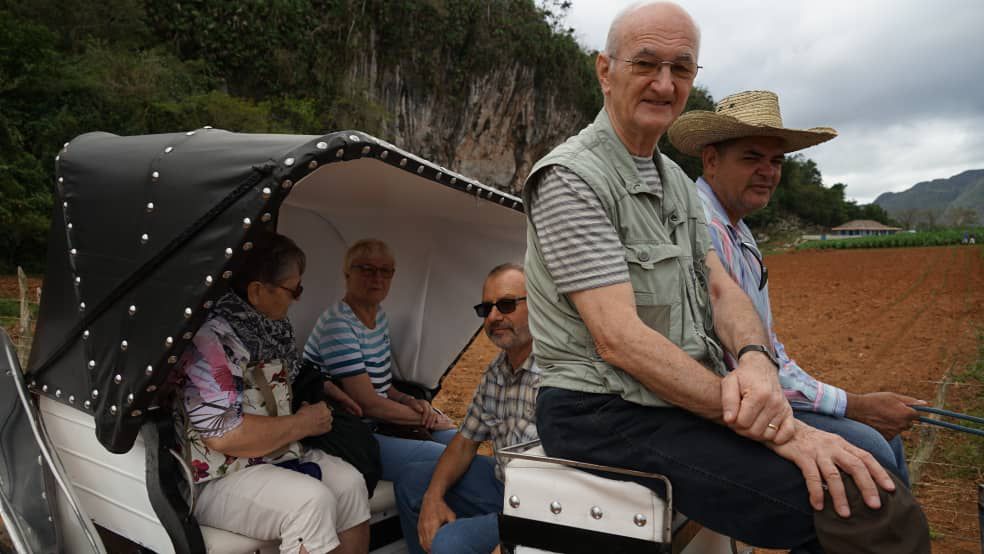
[345,48,592,194]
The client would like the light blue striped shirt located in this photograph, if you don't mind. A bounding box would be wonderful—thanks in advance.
[303,300,393,397]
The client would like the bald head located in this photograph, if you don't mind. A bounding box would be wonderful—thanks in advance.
[605,1,700,58]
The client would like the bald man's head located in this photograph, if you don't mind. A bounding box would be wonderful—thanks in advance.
[604,1,700,59]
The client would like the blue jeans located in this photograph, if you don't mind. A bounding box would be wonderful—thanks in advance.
[395,455,504,554]
[794,411,910,487]
[536,387,926,552]
[374,429,456,482]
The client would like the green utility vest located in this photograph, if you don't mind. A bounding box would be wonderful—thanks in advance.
[523,109,726,407]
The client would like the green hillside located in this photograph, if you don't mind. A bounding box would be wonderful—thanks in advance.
[874,169,984,228]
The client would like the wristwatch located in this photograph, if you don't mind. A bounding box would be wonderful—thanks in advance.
[737,344,780,371]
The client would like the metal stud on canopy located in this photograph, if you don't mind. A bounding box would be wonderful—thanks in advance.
[165,336,173,347]
[128,305,137,316]
[145,365,154,376]
[308,160,318,170]
[316,142,328,150]
[164,146,173,154]
[336,148,345,158]
[284,157,295,167]
[140,233,149,244]
[262,187,272,199]
[120,340,128,351]
[146,202,155,212]
[281,179,293,190]
[151,171,160,182]
[243,218,252,229]
[261,213,272,223]
[114,374,122,384]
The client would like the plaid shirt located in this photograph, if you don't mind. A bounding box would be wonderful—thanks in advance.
[460,351,541,480]
[697,177,847,416]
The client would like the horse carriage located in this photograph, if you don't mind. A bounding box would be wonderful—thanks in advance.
[0,128,733,553]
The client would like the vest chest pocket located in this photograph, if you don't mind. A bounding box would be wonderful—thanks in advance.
[625,242,684,339]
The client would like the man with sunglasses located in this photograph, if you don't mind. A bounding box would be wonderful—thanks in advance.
[394,263,538,554]
[668,89,924,486]
[522,2,927,552]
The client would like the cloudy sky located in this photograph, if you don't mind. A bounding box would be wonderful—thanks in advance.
[561,0,984,203]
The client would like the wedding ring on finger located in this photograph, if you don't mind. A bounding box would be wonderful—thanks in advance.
[767,423,779,431]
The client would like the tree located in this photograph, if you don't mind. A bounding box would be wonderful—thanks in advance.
[947,207,979,227]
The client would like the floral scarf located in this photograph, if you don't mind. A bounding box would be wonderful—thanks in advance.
[210,291,300,383]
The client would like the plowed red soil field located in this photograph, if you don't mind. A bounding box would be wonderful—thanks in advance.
[436,245,984,553]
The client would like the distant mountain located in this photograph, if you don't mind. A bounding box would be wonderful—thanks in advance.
[874,169,984,228]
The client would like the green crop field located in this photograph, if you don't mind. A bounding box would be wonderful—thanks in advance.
[798,229,981,250]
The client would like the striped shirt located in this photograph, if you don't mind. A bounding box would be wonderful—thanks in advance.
[303,300,393,397]
[460,352,541,480]
[529,159,665,293]
[696,177,847,416]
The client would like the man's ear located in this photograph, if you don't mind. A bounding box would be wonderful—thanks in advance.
[701,144,718,176]
[596,53,612,96]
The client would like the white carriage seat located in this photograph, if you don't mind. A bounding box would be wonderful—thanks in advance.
[199,479,397,553]
[500,445,671,543]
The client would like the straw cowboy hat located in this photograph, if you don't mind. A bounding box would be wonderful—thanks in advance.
[667,90,837,157]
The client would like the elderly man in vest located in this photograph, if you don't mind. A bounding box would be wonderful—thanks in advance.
[522,2,929,552]
[667,90,923,489]
[395,264,538,554]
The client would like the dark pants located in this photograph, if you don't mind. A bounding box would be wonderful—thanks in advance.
[536,387,929,553]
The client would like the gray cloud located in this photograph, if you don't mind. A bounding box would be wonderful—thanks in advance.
[563,0,984,202]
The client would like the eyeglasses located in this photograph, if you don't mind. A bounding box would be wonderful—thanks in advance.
[739,242,768,291]
[473,297,527,318]
[351,264,396,279]
[276,282,304,300]
[609,55,702,80]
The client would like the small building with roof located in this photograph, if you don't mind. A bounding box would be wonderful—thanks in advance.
[829,220,903,237]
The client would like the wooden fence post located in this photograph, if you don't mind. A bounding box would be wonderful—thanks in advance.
[16,266,31,367]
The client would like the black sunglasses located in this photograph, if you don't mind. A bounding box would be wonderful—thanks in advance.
[739,242,768,291]
[276,282,304,300]
[473,297,526,318]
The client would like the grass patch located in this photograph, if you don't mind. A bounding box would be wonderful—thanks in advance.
[0,297,39,319]
[938,331,984,479]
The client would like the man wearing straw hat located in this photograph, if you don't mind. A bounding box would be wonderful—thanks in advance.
[668,89,925,488]
[523,1,929,551]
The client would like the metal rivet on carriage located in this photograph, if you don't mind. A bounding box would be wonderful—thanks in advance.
[284,157,295,167]
[590,506,603,520]
[336,148,345,158]
[205,275,214,286]
[222,271,232,279]
[167,355,177,364]
[84,400,91,409]
[146,202,155,212]
[140,233,149,244]
[400,158,407,167]
[63,142,70,148]
[224,247,234,258]
[499,197,505,204]
[633,514,647,527]
[512,201,519,209]
[436,172,443,181]
[508,496,520,509]
[262,187,272,199]
[55,389,63,398]
[380,150,389,159]
[165,336,174,347]
[70,248,77,256]
[114,374,122,384]
[91,389,99,399]
[348,134,359,142]
[466,184,473,192]
[37,455,43,465]
[83,330,89,340]
[127,393,134,405]
[68,395,75,404]
[316,141,328,150]
[417,165,425,175]
[79,302,85,311]
[185,131,195,136]
[74,276,81,285]
[243,242,253,251]
[63,201,68,209]
[58,177,64,184]
[120,340,127,351]
[67,222,73,230]
[110,405,117,415]
[361,146,370,155]
[243,217,252,229]
[128,305,137,316]
[145,365,153,376]
[261,213,272,223]
[151,171,160,181]
[131,410,142,417]
[56,155,60,162]
[450,177,457,185]
[281,179,293,190]
[146,385,157,393]
[42,385,48,392]
[88,360,95,370]
[308,160,318,170]
[549,501,562,514]
[164,146,173,154]
[184,307,193,318]
[182,332,192,340]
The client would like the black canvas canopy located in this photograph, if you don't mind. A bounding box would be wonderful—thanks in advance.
[25,128,526,454]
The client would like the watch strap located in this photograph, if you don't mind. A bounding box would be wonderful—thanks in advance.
[737,344,779,370]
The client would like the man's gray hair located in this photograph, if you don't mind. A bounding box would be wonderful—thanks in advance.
[487,262,524,279]
[604,1,701,57]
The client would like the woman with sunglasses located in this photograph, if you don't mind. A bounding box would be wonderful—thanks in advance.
[178,232,371,554]
[304,238,457,484]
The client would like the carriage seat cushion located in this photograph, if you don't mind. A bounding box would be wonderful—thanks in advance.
[501,446,669,543]
[200,479,395,553]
